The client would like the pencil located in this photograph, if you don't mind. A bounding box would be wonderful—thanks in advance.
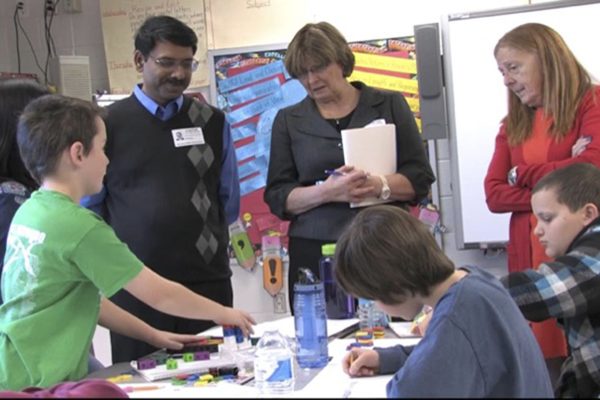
[122,385,162,393]
[349,351,357,365]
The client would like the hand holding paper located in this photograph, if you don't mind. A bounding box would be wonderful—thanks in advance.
[320,165,371,203]
[341,123,397,208]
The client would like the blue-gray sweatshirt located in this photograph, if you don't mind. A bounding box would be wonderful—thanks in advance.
[376,266,553,398]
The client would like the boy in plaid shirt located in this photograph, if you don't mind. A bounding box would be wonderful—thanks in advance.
[502,162,600,397]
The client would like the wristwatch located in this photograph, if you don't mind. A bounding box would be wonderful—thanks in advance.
[378,175,391,200]
[507,166,518,186]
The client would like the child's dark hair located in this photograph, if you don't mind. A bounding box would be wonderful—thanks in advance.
[0,79,49,189]
[334,205,455,305]
[532,163,600,212]
[17,95,106,184]
[134,15,198,57]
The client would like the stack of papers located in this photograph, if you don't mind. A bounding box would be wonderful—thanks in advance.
[341,123,397,208]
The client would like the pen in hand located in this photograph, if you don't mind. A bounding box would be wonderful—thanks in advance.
[324,169,345,177]
[344,350,357,374]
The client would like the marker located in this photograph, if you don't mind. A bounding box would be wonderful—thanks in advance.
[324,169,345,176]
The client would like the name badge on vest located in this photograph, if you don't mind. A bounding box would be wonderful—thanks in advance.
[172,127,205,147]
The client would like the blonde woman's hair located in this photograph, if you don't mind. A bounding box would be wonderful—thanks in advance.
[494,23,592,146]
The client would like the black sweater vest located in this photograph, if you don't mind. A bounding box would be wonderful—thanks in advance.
[103,95,230,283]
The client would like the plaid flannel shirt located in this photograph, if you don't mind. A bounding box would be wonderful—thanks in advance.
[501,220,600,398]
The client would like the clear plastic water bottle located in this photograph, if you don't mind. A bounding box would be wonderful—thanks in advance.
[357,298,375,330]
[294,268,329,368]
[373,306,389,328]
[357,299,389,331]
[319,244,355,319]
[253,330,294,394]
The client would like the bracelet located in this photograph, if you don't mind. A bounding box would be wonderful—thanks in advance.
[507,166,518,186]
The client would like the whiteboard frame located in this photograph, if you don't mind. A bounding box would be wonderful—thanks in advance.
[442,0,600,249]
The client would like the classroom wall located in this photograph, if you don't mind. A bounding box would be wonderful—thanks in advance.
[1,0,110,91]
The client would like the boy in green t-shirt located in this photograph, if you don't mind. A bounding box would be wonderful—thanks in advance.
[0,95,255,390]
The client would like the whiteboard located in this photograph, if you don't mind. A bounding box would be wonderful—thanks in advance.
[442,0,600,248]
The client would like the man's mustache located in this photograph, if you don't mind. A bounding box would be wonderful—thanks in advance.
[165,79,187,86]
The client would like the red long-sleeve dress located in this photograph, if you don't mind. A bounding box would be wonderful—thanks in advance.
[484,85,600,358]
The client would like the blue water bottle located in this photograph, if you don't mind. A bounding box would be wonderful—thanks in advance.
[319,243,355,319]
[294,268,329,368]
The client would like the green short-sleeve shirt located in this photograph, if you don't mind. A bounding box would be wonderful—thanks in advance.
[0,190,144,390]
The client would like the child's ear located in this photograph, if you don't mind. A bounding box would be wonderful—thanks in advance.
[582,203,599,224]
[68,142,85,165]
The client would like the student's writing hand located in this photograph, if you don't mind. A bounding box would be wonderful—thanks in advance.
[410,306,433,336]
[148,330,205,351]
[342,348,380,377]
[572,135,592,157]
[213,307,256,337]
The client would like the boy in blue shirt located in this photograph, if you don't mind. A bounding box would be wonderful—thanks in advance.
[0,95,254,390]
[335,205,552,397]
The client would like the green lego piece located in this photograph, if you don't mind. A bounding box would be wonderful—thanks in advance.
[166,358,178,370]
[183,352,194,362]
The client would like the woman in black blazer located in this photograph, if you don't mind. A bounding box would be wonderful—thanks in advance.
[264,22,435,311]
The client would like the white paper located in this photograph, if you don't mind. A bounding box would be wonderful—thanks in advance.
[365,118,386,127]
[388,322,422,338]
[296,338,421,398]
[120,382,258,398]
[199,316,359,340]
[124,337,422,398]
[341,124,396,208]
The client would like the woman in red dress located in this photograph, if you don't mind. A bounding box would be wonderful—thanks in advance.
[485,23,600,383]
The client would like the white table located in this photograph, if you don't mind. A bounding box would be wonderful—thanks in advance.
[120,337,421,398]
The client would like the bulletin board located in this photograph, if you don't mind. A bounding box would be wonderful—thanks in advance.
[99,0,209,94]
[208,35,419,254]
[348,37,420,130]
[208,44,301,252]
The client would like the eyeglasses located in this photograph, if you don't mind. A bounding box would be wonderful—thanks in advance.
[296,63,329,80]
[147,55,199,72]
